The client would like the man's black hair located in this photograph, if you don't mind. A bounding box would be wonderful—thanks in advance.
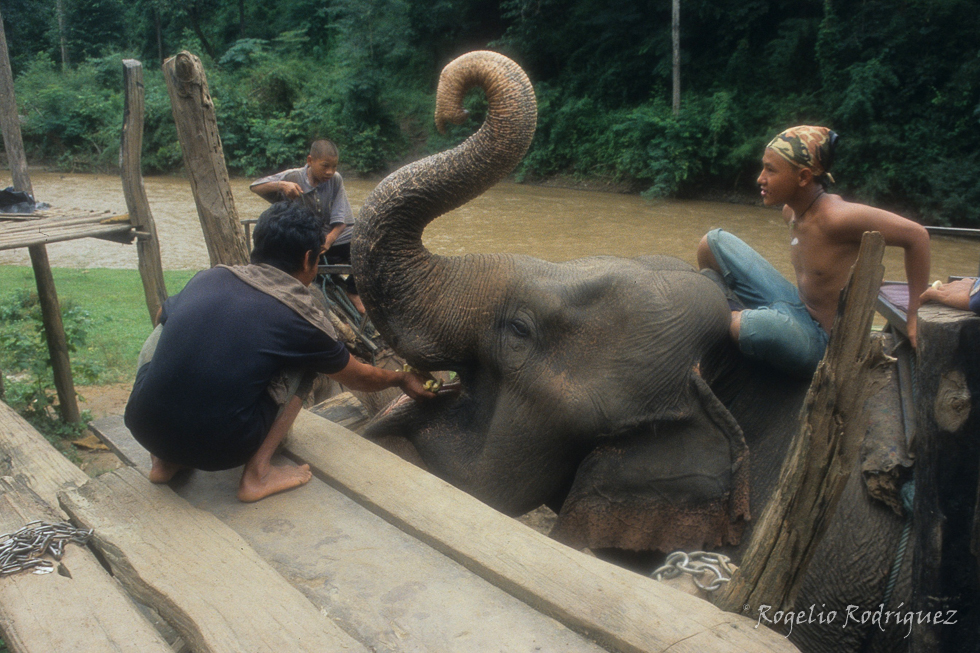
[251,201,322,274]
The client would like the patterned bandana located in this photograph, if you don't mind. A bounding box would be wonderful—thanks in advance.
[767,125,837,184]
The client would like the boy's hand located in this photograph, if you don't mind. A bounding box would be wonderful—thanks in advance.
[919,277,974,311]
[279,180,304,199]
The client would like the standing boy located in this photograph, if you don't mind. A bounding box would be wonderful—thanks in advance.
[696,125,930,378]
[125,202,434,502]
[250,139,364,313]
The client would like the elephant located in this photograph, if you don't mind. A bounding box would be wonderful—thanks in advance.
[351,51,912,652]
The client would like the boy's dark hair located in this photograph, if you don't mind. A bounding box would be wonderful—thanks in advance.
[309,139,339,160]
[251,201,322,273]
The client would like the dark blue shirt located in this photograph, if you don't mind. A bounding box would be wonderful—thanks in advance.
[125,267,349,470]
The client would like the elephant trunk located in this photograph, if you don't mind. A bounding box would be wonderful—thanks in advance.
[352,51,537,368]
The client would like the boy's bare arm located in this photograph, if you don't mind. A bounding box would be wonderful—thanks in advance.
[826,202,931,345]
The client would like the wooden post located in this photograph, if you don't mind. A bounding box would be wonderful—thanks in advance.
[911,302,980,651]
[162,51,248,267]
[0,8,80,423]
[714,231,889,614]
[120,59,168,323]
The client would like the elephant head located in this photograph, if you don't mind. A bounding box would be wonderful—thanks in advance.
[352,51,749,553]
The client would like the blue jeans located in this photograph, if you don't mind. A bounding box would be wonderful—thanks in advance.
[705,228,828,378]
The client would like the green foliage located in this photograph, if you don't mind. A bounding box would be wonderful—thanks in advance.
[0,289,98,451]
[5,0,980,225]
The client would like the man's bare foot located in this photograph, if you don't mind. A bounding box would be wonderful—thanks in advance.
[237,463,312,502]
[149,455,187,483]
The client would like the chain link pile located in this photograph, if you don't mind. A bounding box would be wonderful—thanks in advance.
[0,521,94,576]
[651,550,737,592]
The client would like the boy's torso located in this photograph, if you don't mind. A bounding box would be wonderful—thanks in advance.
[786,194,862,331]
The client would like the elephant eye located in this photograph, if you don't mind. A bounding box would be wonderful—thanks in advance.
[509,319,530,338]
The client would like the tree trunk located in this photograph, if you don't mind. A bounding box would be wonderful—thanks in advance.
[671,0,680,116]
[121,59,168,323]
[714,231,889,614]
[56,0,69,70]
[162,51,248,267]
[187,2,217,61]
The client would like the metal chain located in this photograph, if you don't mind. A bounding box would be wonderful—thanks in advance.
[651,550,737,592]
[0,521,94,577]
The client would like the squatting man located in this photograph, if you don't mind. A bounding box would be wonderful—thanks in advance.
[124,202,435,502]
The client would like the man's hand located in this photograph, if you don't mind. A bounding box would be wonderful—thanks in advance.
[279,180,304,199]
[400,371,438,401]
[920,277,974,311]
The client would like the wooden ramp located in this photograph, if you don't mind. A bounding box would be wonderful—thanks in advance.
[2,398,798,652]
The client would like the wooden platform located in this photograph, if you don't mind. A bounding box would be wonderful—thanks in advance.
[0,207,136,251]
[1,397,798,652]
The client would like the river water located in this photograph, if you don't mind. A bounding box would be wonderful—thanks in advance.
[2,171,977,286]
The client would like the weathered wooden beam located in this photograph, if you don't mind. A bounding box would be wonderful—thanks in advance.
[0,476,174,653]
[0,400,88,508]
[162,51,248,267]
[120,59,168,323]
[0,5,31,197]
[714,231,890,615]
[59,467,370,653]
[911,302,980,651]
[285,410,800,653]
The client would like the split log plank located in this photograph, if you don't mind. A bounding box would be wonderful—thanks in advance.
[911,301,980,652]
[89,415,612,653]
[0,401,88,507]
[59,466,368,653]
[286,409,800,653]
[121,59,167,323]
[162,51,248,267]
[0,476,173,653]
[714,232,889,614]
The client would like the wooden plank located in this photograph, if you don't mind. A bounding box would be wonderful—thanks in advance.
[285,410,799,653]
[90,415,613,653]
[0,225,134,251]
[0,476,173,653]
[715,232,889,614]
[121,59,168,323]
[58,466,369,653]
[0,401,88,507]
[162,51,248,267]
[911,302,980,651]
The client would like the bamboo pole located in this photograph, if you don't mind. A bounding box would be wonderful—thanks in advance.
[0,8,80,423]
[162,51,248,267]
[121,59,168,323]
[714,231,890,615]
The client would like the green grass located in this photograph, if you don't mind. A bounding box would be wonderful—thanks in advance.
[0,266,197,385]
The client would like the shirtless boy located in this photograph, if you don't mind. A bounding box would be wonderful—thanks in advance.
[124,202,434,502]
[696,125,930,378]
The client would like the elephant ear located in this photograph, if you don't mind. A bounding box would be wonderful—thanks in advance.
[551,373,750,553]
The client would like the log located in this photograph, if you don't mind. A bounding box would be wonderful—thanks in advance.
[285,410,800,653]
[27,245,81,423]
[121,59,167,323]
[162,51,248,267]
[0,401,88,507]
[0,476,173,653]
[714,231,890,614]
[58,467,369,653]
[911,302,980,651]
[0,6,31,196]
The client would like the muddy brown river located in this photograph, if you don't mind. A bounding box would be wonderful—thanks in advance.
[2,171,977,287]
